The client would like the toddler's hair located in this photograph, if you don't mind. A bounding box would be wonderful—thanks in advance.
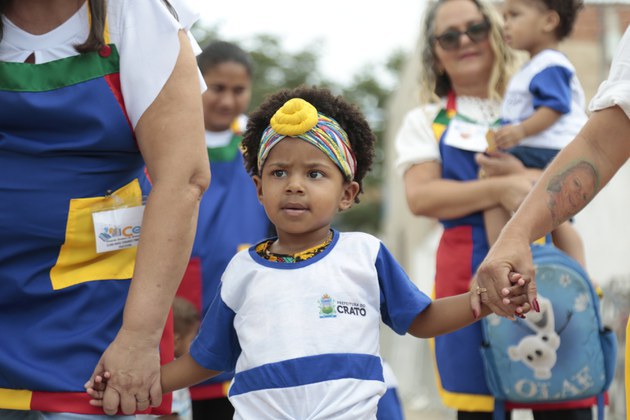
[197,40,253,76]
[241,86,375,203]
[533,0,584,40]
[172,297,200,336]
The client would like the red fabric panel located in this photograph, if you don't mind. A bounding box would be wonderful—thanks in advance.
[189,383,228,400]
[435,226,473,298]
[177,257,203,313]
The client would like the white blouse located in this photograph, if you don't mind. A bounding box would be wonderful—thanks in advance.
[394,96,501,176]
[0,0,203,128]
[589,25,630,118]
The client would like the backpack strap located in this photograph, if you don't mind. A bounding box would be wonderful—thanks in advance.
[596,393,605,420]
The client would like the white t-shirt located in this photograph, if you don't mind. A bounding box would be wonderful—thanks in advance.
[590,26,630,117]
[0,0,203,128]
[502,49,587,150]
[394,96,501,176]
[190,230,431,420]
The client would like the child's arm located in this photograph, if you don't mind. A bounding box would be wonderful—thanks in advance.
[87,353,221,406]
[494,107,562,150]
[406,275,529,339]
[161,352,220,394]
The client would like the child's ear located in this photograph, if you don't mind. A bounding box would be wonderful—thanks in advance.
[252,175,263,202]
[339,181,360,211]
[543,9,560,34]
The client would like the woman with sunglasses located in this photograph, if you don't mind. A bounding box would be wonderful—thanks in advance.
[395,0,594,419]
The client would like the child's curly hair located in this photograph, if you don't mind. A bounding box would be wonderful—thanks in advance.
[242,86,375,203]
[537,0,584,40]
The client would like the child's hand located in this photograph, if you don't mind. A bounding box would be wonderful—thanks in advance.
[500,272,531,318]
[494,124,526,150]
[473,272,531,320]
[85,371,110,407]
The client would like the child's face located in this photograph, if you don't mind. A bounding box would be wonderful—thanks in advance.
[253,138,359,248]
[202,61,251,132]
[502,0,555,53]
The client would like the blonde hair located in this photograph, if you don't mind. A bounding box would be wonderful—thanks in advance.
[419,0,519,104]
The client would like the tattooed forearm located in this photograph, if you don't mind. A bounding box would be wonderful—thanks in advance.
[546,161,599,226]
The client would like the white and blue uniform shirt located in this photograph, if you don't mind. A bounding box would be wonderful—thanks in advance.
[501,49,587,149]
[190,230,431,419]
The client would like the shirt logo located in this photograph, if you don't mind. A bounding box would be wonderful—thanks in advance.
[318,294,367,318]
[319,294,336,318]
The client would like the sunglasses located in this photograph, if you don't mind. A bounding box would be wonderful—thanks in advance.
[432,21,491,51]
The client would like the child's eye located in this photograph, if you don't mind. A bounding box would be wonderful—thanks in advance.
[308,171,324,179]
[271,169,286,178]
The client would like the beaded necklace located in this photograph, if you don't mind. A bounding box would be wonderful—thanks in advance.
[256,231,334,263]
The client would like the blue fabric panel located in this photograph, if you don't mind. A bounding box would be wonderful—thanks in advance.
[438,126,484,229]
[0,74,146,391]
[190,287,241,373]
[376,243,432,335]
[376,388,404,420]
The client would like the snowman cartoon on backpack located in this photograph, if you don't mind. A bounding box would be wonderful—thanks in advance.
[507,295,560,379]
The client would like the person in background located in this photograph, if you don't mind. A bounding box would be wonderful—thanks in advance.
[395,0,595,418]
[475,24,630,420]
[88,85,529,419]
[175,40,271,420]
[482,0,587,270]
[0,0,209,417]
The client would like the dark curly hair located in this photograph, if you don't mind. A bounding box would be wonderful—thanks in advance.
[535,0,584,40]
[242,86,375,203]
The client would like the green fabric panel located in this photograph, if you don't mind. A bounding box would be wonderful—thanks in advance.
[0,45,120,92]
[433,108,452,126]
[207,133,243,162]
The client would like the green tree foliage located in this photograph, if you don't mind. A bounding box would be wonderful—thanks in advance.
[192,23,405,234]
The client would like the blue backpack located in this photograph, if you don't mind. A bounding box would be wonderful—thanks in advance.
[480,241,617,420]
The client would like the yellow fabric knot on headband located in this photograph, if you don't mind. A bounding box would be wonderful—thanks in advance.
[270,98,319,136]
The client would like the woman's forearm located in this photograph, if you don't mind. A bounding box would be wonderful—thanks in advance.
[405,174,517,220]
[122,30,210,340]
[121,183,204,339]
[503,106,630,243]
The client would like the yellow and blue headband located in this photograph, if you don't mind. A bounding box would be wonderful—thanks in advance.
[257,98,357,180]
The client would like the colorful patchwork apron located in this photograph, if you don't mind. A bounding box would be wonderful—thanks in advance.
[0,43,173,414]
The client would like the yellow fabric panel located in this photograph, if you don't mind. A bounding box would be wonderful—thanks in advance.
[50,179,142,290]
[222,381,231,397]
[432,125,447,144]
[0,388,32,410]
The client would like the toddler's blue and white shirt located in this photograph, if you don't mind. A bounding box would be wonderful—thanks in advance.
[501,49,587,150]
[190,230,431,419]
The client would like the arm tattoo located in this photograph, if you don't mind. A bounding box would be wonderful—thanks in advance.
[546,161,600,226]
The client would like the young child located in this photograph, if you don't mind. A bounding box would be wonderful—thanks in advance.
[176,40,271,419]
[484,0,587,266]
[88,86,528,419]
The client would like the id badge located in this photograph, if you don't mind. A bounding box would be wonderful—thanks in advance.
[93,205,145,253]
[444,116,490,152]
